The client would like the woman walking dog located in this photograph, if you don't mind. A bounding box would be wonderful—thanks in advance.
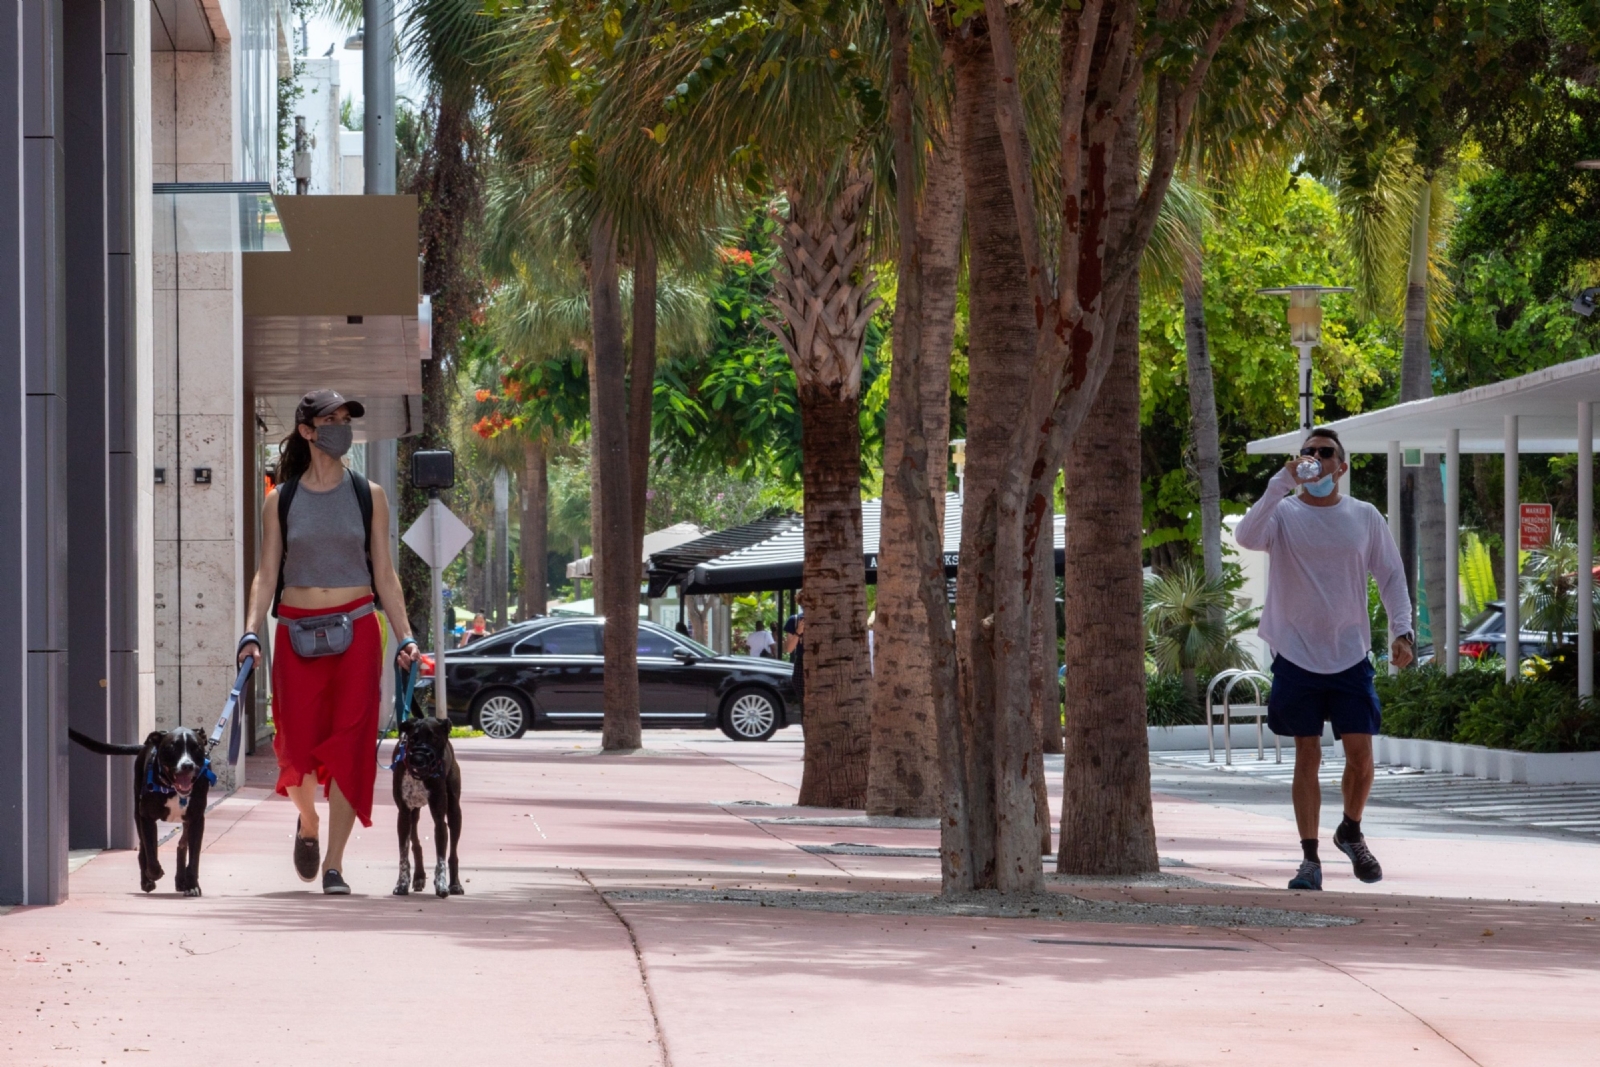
[238,390,420,894]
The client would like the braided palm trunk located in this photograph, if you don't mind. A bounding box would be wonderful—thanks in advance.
[765,177,880,809]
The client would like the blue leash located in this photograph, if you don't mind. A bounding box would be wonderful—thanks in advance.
[379,660,421,771]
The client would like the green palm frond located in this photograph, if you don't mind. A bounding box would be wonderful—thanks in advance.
[1460,530,1498,617]
[1144,565,1233,675]
[1520,524,1600,645]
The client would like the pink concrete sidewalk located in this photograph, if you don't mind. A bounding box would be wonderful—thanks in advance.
[5,732,1600,1066]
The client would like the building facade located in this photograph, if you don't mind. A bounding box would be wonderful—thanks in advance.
[1,0,420,906]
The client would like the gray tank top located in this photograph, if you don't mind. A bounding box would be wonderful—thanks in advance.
[282,471,371,589]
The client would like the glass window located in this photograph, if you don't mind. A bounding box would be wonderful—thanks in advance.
[524,623,599,656]
[635,628,682,658]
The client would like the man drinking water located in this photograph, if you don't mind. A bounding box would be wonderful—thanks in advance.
[1235,428,1414,890]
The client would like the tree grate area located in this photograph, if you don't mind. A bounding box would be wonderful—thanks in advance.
[604,888,1357,928]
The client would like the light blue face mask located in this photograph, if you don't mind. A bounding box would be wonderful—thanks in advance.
[1303,473,1336,498]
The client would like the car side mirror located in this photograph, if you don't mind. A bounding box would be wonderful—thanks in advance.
[673,648,696,664]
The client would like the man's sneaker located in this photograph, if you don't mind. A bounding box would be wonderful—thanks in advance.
[1287,859,1322,891]
[322,869,351,895]
[1334,826,1384,883]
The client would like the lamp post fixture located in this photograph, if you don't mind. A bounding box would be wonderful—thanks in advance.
[1257,284,1353,437]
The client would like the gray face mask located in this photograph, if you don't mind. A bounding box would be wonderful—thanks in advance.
[313,422,353,459]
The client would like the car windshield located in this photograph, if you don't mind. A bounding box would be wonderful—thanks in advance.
[677,633,717,657]
[1463,607,1502,634]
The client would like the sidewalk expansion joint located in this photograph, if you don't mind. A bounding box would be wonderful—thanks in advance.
[577,869,674,1067]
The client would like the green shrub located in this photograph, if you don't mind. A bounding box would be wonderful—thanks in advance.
[1457,680,1577,750]
[1147,674,1204,727]
[1376,662,1600,752]
[1375,663,1499,742]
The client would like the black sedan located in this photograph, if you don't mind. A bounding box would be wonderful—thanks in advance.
[417,616,801,742]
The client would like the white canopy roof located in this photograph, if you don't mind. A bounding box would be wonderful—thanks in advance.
[1247,354,1600,456]
[566,522,709,579]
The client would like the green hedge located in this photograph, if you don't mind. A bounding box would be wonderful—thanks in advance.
[1146,674,1205,727]
[1375,663,1600,753]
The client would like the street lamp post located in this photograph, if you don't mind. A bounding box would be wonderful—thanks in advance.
[1256,285,1353,437]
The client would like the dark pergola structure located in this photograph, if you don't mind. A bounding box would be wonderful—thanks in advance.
[646,493,1066,612]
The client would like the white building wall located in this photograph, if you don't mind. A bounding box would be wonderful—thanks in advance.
[340,128,364,193]
[1223,515,1270,671]
[298,57,343,194]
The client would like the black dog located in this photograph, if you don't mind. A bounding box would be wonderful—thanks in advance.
[390,716,463,898]
[68,727,213,896]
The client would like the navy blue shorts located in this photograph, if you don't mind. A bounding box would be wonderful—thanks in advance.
[1266,655,1381,739]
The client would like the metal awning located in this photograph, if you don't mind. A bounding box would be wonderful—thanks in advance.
[567,522,710,580]
[1248,354,1600,455]
[243,195,424,437]
[1245,351,1600,698]
[652,494,1066,595]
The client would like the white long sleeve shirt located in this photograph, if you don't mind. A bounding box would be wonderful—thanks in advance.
[1234,467,1413,674]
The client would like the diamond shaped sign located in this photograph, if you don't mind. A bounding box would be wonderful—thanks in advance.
[403,499,474,570]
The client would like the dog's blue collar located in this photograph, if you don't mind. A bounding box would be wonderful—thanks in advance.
[144,758,215,798]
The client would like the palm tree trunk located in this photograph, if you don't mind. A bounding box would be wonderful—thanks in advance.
[796,387,873,807]
[590,215,640,749]
[950,23,1040,889]
[628,235,658,592]
[399,91,481,645]
[1181,248,1223,587]
[521,434,548,617]
[1400,180,1444,642]
[868,114,963,819]
[1057,117,1158,876]
[765,180,878,808]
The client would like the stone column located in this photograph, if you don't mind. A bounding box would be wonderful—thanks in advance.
[152,34,246,789]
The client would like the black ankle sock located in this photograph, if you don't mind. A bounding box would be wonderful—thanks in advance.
[1301,838,1320,864]
[1339,815,1362,840]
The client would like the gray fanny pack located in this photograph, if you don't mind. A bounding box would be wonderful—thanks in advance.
[285,602,377,658]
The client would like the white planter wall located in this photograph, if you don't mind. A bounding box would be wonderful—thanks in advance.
[1372,734,1600,785]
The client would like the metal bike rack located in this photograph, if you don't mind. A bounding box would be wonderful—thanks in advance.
[1206,669,1273,765]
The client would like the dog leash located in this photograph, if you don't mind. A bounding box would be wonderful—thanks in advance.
[206,659,254,765]
[378,660,421,771]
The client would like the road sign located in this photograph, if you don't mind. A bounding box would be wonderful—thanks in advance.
[1519,503,1553,551]
[403,499,473,570]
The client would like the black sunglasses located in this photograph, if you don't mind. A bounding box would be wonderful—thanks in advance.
[1299,446,1338,459]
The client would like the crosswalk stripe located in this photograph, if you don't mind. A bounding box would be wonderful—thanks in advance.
[1154,751,1600,838]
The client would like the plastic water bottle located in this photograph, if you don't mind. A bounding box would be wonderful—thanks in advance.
[1296,457,1322,481]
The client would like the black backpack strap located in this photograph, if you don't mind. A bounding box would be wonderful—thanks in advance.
[270,478,299,618]
[349,470,377,594]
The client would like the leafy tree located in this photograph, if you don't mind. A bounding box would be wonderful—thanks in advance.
[1141,174,1401,565]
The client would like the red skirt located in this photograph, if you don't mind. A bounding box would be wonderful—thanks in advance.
[272,595,383,827]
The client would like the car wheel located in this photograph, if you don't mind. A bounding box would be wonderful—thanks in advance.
[471,690,529,740]
[720,688,779,741]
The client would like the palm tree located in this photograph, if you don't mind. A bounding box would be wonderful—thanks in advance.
[1521,525,1600,649]
[870,3,968,871]
[1143,565,1259,706]
[562,4,898,806]
[1325,146,1459,642]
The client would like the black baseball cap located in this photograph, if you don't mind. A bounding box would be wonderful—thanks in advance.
[295,389,365,423]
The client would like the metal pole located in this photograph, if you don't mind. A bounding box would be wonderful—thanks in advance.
[1297,343,1314,434]
[1445,428,1460,675]
[1505,415,1520,681]
[1580,402,1594,699]
[1388,440,1402,675]
[362,0,395,196]
[430,493,448,719]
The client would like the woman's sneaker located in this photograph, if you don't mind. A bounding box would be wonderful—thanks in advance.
[1287,859,1322,890]
[1333,826,1384,883]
